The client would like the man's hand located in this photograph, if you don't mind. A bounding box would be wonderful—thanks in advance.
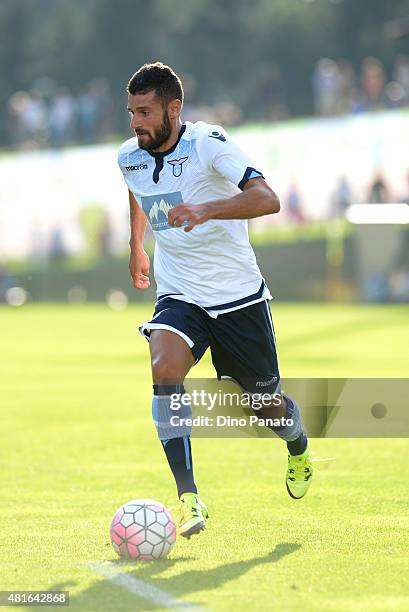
[129,248,150,289]
[168,204,209,232]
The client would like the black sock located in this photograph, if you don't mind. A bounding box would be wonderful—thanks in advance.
[287,432,308,456]
[161,436,197,497]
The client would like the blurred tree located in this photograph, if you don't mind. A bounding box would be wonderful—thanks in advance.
[78,205,109,259]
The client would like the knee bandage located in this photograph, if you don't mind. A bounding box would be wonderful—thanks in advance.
[152,384,193,440]
[273,395,305,442]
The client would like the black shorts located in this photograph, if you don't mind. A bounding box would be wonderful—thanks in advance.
[140,298,280,394]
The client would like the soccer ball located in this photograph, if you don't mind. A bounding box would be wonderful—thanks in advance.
[110,499,176,560]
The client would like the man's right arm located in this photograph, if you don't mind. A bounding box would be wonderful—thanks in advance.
[128,190,150,289]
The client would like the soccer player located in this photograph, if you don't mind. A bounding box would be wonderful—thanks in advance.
[118,62,312,538]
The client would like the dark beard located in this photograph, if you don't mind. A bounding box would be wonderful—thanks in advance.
[137,111,172,151]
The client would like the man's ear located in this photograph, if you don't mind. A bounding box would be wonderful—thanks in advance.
[167,99,182,119]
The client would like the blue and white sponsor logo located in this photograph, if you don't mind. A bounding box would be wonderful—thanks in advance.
[141,191,184,231]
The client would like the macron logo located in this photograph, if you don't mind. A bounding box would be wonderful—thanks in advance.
[208,131,226,142]
[125,163,148,171]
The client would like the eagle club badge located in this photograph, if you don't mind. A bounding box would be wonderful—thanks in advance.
[167,156,188,177]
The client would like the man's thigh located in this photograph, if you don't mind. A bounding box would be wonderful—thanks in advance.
[209,300,280,395]
[140,297,210,368]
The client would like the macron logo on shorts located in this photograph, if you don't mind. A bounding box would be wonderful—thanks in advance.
[141,192,183,231]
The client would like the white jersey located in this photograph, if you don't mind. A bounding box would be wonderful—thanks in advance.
[118,120,271,316]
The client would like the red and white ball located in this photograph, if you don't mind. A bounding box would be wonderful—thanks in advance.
[110,499,176,560]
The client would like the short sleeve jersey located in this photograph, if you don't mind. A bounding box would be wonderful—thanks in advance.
[118,120,271,314]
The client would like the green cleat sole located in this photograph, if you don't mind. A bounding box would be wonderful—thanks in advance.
[180,520,206,538]
[286,481,309,499]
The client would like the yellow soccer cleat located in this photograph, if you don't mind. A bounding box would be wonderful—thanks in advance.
[286,446,313,499]
[179,492,209,538]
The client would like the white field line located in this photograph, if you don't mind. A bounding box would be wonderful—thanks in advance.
[88,561,205,610]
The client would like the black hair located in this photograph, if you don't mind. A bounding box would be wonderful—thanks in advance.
[127,62,184,107]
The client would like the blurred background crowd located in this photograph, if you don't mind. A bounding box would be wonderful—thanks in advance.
[7,78,115,149]
[313,54,409,116]
[6,54,409,149]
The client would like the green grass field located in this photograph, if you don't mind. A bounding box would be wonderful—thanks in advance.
[1,303,408,611]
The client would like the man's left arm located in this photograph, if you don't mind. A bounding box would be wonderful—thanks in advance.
[168,178,280,232]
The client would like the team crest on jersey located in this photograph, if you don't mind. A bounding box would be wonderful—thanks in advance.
[167,156,188,177]
[140,191,184,231]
